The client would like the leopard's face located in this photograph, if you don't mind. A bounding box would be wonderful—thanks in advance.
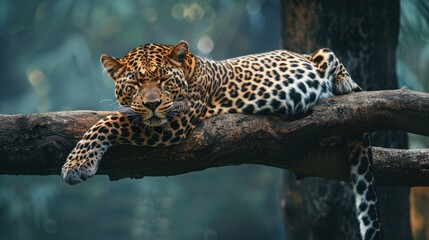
[100,41,190,126]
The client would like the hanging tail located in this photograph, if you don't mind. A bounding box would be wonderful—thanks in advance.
[347,133,383,240]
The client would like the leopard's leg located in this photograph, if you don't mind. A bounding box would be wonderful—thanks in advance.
[348,133,382,240]
[61,113,185,185]
[62,114,127,184]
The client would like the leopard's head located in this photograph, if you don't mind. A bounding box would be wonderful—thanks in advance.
[101,41,192,126]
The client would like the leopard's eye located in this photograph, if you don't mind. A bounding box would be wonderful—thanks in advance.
[125,85,137,96]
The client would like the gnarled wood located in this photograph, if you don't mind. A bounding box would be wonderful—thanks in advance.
[0,89,428,186]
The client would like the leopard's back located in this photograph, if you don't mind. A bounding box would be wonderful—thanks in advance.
[202,49,356,119]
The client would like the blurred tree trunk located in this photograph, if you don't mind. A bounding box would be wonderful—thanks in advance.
[280,1,411,240]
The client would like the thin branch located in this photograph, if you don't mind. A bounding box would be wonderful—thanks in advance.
[0,88,428,186]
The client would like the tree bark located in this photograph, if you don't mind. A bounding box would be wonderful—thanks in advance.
[0,89,428,187]
[281,0,412,239]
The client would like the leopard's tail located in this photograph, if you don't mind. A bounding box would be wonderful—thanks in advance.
[347,133,383,240]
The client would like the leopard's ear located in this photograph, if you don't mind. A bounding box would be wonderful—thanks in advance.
[169,40,189,67]
[100,54,123,79]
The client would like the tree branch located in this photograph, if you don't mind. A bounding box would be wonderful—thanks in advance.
[0,88,428,186]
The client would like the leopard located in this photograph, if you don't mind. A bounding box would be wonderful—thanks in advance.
[61,40,382,240]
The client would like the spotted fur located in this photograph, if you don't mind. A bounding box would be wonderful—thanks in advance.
[61,41,382,240]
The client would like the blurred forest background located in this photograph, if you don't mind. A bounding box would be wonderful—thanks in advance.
[0,0,428,240]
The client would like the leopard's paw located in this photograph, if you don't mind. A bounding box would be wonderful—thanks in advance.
[61,141,103,185]
[61,161,98,185]
[333,77,358,95]
[332,66,362,95]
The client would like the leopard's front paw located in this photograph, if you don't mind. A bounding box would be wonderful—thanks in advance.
[61,161,97,185]
[61,141,104,185]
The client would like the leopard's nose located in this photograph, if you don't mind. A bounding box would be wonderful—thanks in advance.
[143,100,161,110]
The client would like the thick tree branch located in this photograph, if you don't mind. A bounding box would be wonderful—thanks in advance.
[0,88,428,186]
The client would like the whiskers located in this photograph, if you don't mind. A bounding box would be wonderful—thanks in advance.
[115,104,133,115]
[130,115,143,126]
[101,99,188,135]
[99,99,115,104]
[167,100,189,120]
[99,99,119,108]
[114,104,143,126]
[99,99,124,112]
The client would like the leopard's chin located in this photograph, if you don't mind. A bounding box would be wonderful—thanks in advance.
[143,116,168,127]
